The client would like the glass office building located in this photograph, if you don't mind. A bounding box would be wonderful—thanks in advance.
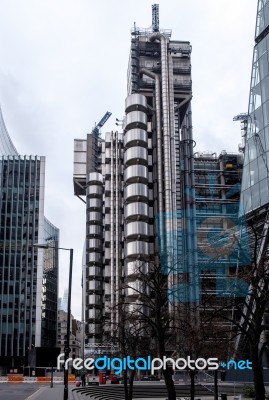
[0,108,59,371]
[235,0,269,362]
[240,0,269,215]
[41,218,59,348]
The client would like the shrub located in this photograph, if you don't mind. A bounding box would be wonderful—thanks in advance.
[243,386,255,398]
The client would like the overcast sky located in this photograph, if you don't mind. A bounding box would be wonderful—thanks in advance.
[0,0,257,320]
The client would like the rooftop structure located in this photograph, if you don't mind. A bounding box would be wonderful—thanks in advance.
[0,107,18,156]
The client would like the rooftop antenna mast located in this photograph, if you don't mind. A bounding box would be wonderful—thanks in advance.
[152,4,159,32]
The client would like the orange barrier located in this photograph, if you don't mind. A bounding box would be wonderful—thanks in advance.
[4,374,75,383]
[37,377,51,383]
[68,374,76,383]
[7,374,23,383]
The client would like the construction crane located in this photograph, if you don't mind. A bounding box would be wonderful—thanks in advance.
[92,111,112,137]
[233,112,249,122]
[233,113,249,153]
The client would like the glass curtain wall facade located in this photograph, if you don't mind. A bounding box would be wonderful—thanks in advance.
[0,109,59,370]
[240,0,269,215]
[41,218,59,348]
[0,155,44,367]
[235,0,269,363]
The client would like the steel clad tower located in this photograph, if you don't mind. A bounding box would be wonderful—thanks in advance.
[74,6,196,346]
[124,16,196,313]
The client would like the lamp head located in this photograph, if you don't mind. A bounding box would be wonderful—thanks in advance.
[33,243,49,249]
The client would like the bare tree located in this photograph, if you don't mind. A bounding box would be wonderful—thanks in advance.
[110,301,153,400]
[119,258,220,400]
[120,260,178,400]
[199,218,269,400]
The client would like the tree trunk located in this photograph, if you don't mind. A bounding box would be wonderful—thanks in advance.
[123,369,129,400]
[214,369,218,400]
[190,370,195,400]
[158,337,177,400]
[162,368,177,400]
[122,365,136,400]
[252,345,265,400]
[128,369,136,400]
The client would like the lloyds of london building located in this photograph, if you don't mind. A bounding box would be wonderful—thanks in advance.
[74,5,243,352]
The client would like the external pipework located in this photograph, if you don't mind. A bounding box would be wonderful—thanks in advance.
[181,109,198,304]
[186,108,197,269]
[115,131,120,326]
[168,53,176,223]
[150,32,173,265]
[188,109,198,304]
[140,68,164,255]
[168,52,176,289]
[182,121,192,302]
[110,132,115,332]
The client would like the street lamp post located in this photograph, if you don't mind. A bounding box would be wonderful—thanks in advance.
[33,243,73,400]
[64,248,73,400]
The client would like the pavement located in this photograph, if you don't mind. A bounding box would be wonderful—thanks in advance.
[2,381,267,400]
[15,382,269,400]
[25,384,77,400]
[23,385,244,400]
[71,394,243,400]
[69,383,246,400]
